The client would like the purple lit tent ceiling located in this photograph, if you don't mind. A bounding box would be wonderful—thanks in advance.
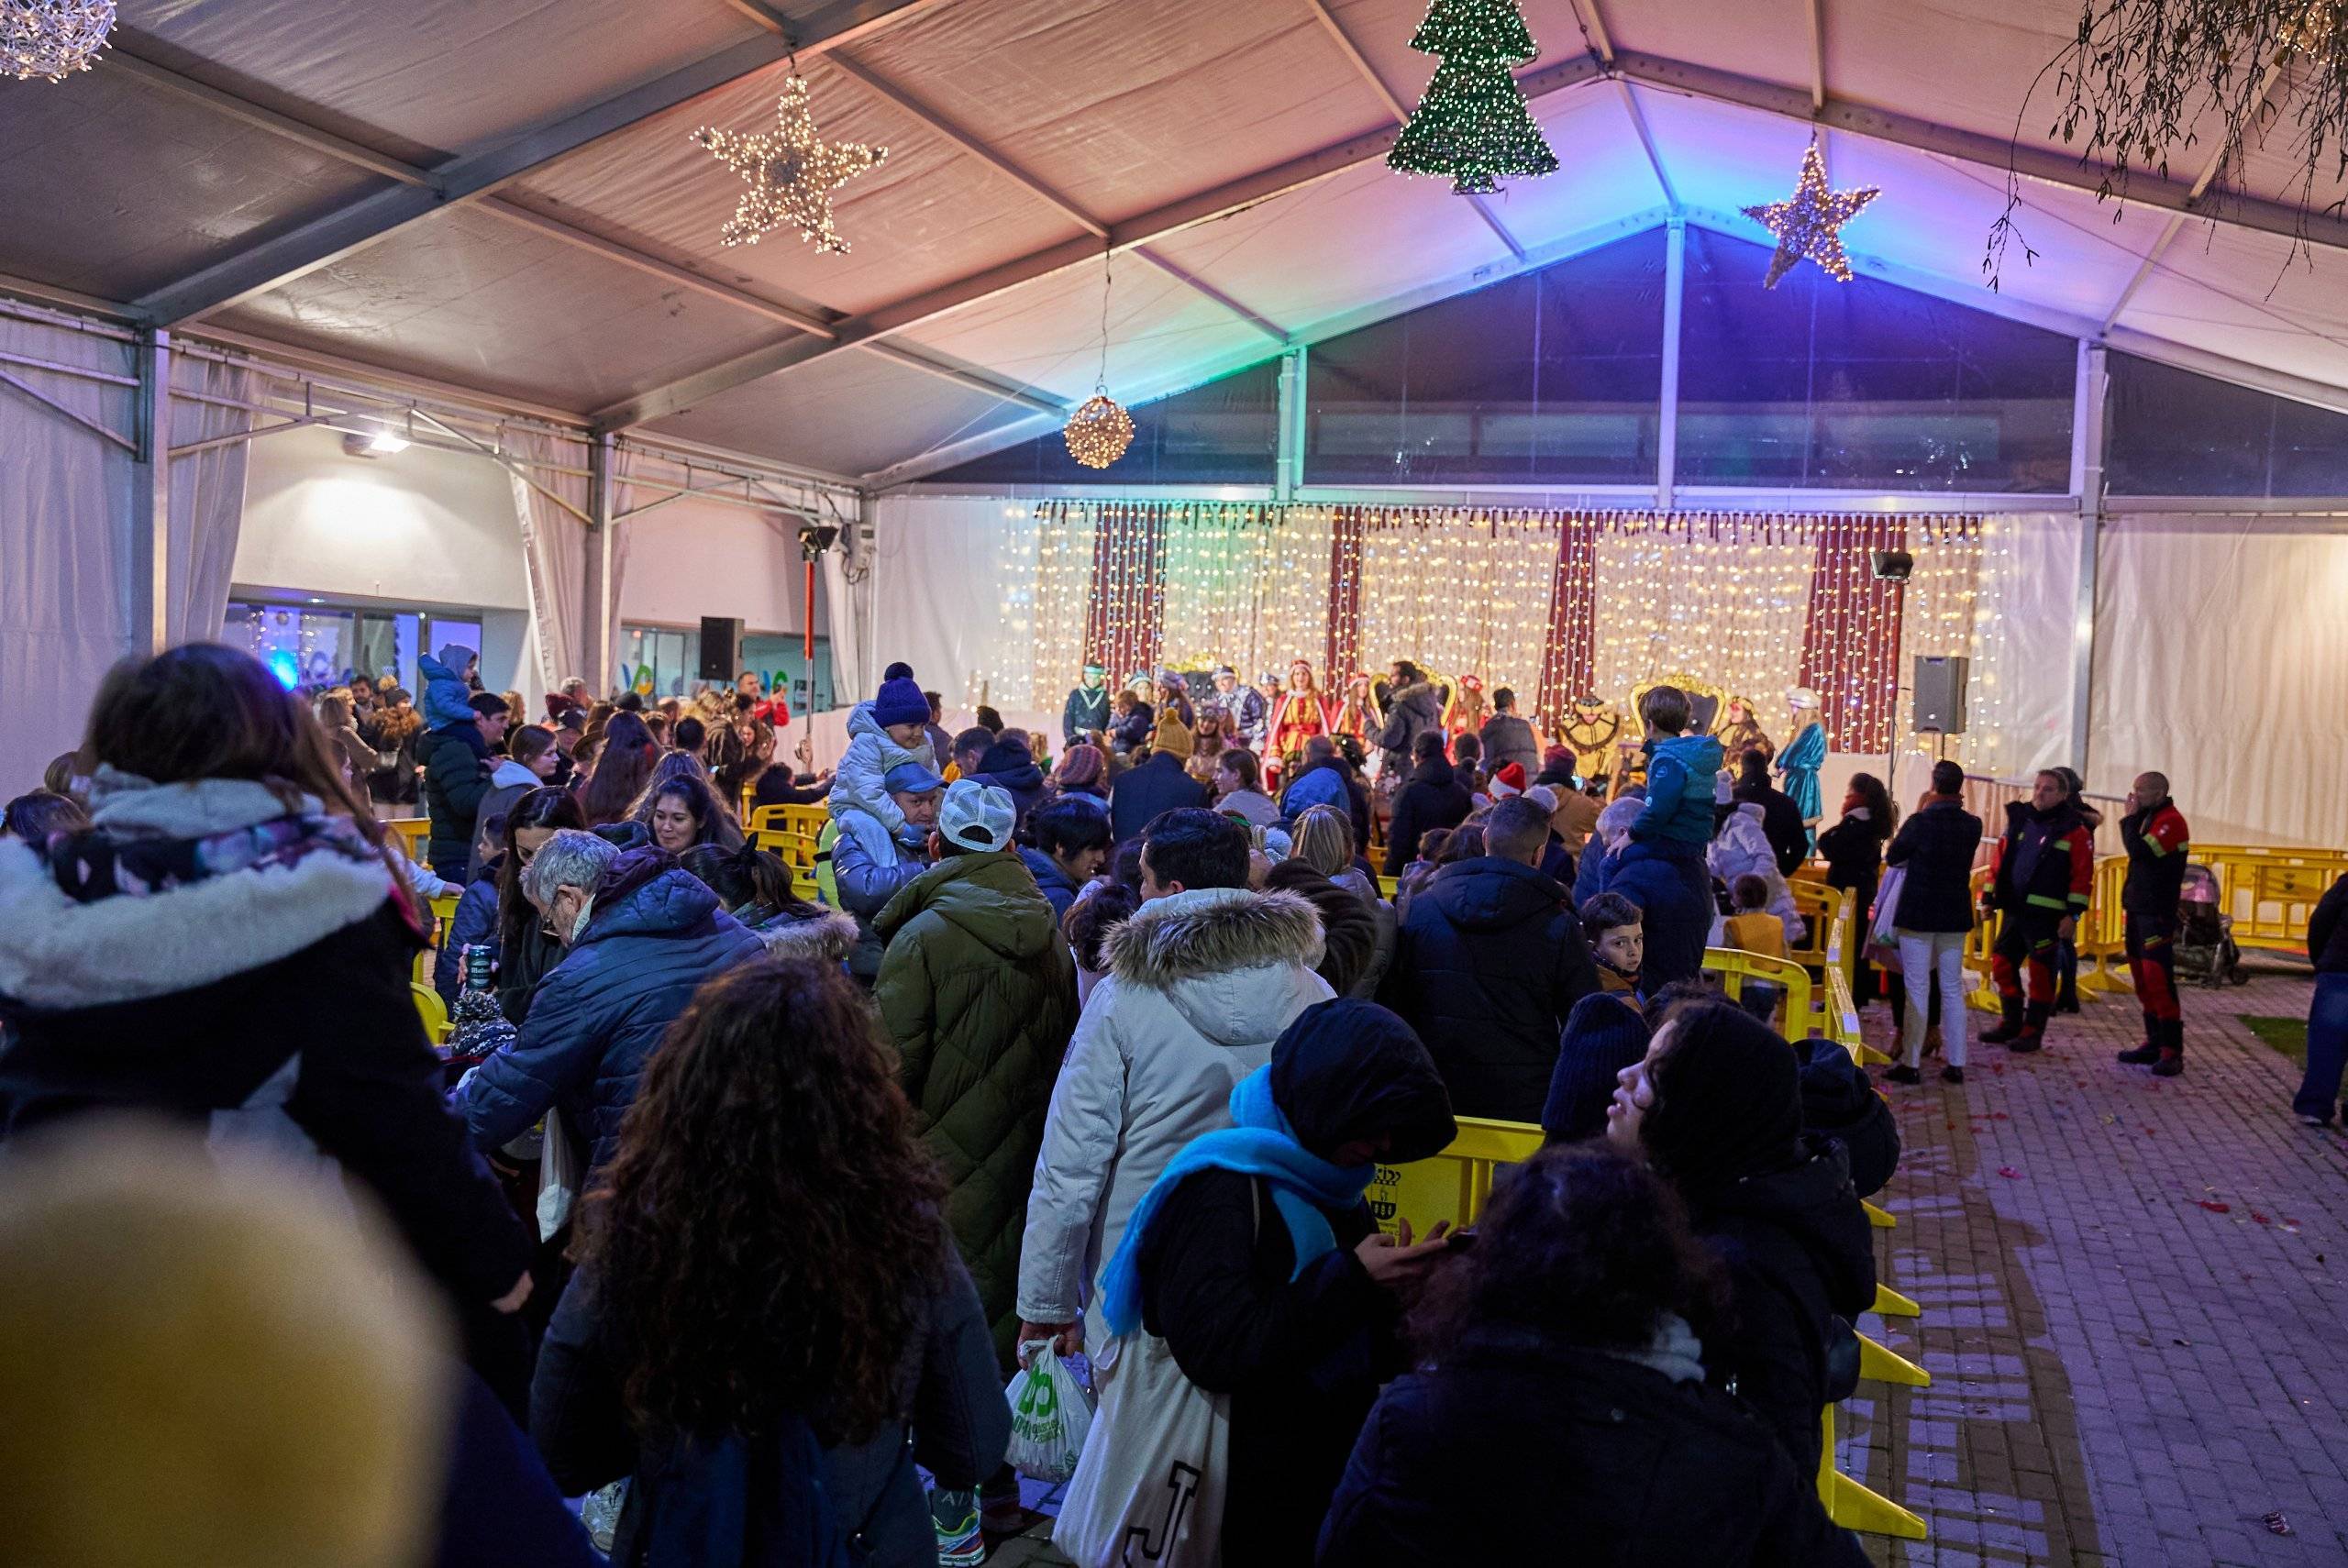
[7,0,2347,484]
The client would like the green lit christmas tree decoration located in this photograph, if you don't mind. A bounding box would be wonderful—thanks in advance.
[1385,0,1560,196]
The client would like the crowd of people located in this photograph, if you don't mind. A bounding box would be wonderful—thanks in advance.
[0,635,2332,1568]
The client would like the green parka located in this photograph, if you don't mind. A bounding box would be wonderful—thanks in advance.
[873,848,1080,1370]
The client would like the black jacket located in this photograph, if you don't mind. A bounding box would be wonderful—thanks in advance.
[1690,1138,1877,1475]
[1381,756,1472,875]
[1319,1329,1870,1568]
[1884,798,1984,933]
[2120,800,2190,916]
[2312,876,2348,975]
[1375,680,1447,775]
[1798,1038,1899,1198]
[1382,856,1599,1121]
[1108,749,1207,842]
[969,736,1047,830]
[1736,783,1811,876]
[1063,684,1112,749]
[420,721,494,876]
[532,1239,1010,1568]
[1814,812,1888,911]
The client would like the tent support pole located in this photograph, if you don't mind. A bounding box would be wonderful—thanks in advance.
[1656,217,1686,512]
[588,434,617,690]
[130,329,172,654]
[2068,341,2108,778]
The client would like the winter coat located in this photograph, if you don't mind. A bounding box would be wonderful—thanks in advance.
[1689,1137,1877,1476]
[1814,810,1888,921]
[437,1364,605,1568]
[419,720,493,876]
[1110,700,1154,754]
[1108,749,1208,843]
[1381,856,1600,1121]
[1064,684,1113,749]
[1016,846,1087,924]
[874,851,1079,1370]
[0,778,529,1320]
[2120,799,2191,916]
[1331,869,1399,999]
[1015,888,1331,1348]
[1478,712,1541,780]
[1633,733,1726,848]
[1797,1038,1899,1198]
[1991,800,2095,918]
[747,905,859,967]
[436,856,503,1007]
[2311,875,2348,975]
[1883,798,1983,933]
[969,736,1047,830]
[1280,759,1351,821]
[532,1238,1009,1568]
[1215,788,1281,829]
[1573,839,1621,905]
[1606,841,1714,991]
[1319,1325,1870,1568]
[1709,804,1802,945]
[469,758,542,882]
[1553,788,1602,851]
[829,701,930,844]
[828,811,930,980]
[459,848,766,1172]
[1375,679,1447,775]
[1381,756,1473,876]
[1738,782,1812,877]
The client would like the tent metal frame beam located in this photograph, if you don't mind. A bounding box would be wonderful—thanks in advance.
[0,365,136,451]
[106,40,439,190]
[130,0,956,325]
[1572,1,1678,211]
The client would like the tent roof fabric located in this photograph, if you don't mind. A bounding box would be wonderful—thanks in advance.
[6,0,2348,482]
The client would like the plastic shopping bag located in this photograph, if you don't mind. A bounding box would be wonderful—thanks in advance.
[1866,866,1908,974]
[536,1106,580,1242]
[1004,1340,1094,1484]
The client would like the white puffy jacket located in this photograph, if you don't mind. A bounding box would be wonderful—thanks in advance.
[1014,885,1330,1353]
[1709,801,1804,944]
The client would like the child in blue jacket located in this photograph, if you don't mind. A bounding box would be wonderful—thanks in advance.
[1628,685,1724,853]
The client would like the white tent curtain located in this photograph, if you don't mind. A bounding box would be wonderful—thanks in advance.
[820,535,864,705]
[0,315,135,785]
[507,430,593,691]
[2090,512,2348,846]
[165,354,257,646]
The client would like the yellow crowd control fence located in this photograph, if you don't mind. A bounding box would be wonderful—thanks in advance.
[1368,1116,1928,1538]
[409,980,449,1046]
[1701,946,1814,1039]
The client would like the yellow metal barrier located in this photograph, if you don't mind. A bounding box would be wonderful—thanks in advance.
[1964,868,2000,1012]
[2192,844,2348,953]
[1824,964,1890,1068]
[385,817,430,863]
[1785,878,1855,988]
[748,802,829,840]
[409,980,449,1046]
[1369,1118,1928,1539]
[1701,947,1815,1037]
[2075,856,2129,999]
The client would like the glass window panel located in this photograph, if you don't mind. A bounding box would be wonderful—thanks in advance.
[929,360,1281,486]
[1675,229,2074,491]
[2105,350,2348,496]
[742,634,836,714]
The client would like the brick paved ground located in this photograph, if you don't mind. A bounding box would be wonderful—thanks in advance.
[992,967,2348,1567]
[1845,967,2348,1567]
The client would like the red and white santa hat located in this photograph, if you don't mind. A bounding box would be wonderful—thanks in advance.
[1490,762,1527,798]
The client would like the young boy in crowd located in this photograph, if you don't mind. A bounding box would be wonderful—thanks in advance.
[1581,892,1645,999]
[827,664,935,845]
[1723,873,1789,959]
[1627,685,1725,856]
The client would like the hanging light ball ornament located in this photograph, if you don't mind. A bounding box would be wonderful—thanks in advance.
[2,0,116,82]
[1064,392,1135,470]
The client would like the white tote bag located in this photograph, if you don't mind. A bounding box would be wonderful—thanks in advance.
[1051,1331,1230,1568]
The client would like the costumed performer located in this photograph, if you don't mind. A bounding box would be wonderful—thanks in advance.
[1776,687,1826,849]
[1268,660,1338,790]
[1063,659,1111,751]
[1445,672,1489,739]
[1210,665,1268,750]
[1718,695,1775,768]
[1558,693,1623,791]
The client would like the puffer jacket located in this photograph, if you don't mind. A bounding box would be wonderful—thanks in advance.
[1709,803,1802,945]
[459,848,766,1171]
[827,810,930,979]
[1375,679,1447,775]
[435,853,503,1007]
[468,757,542,882]
[1381,856,1600,1122]
[1478,712,1541,780]
[750,905,860,966]
[1015,887,1330,1352]
[419,718,493,876]
[875,851,1079,1369]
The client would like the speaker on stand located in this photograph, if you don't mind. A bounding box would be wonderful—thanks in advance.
[698,617,743,681]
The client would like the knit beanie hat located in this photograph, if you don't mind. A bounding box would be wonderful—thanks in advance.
[1151,710,1195,759]
[1642,999,1803,1206]
[1543,992,1651,1143]
[873,675,928,729]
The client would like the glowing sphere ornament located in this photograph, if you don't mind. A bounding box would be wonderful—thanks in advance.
[3,0,116,82]
[1064,393,1135,470]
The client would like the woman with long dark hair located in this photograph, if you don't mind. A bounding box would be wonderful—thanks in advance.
[1320,1142,1868,1565]
[531,958,1008,1568]
[0,644,534,1407]
[630,770,746,855]
[492,787,587,1025]
[1608,995,1877,1478]
[577,712,658,828]
[1816,771,1898,1002]
[676,841,857,965]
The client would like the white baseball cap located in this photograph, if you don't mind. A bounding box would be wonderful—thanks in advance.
[939,779,1015,852]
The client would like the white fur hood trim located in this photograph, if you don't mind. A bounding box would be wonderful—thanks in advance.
[0,838,397,1011]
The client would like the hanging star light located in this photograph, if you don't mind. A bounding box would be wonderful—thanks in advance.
[1741,140,1879,288]
[691,74,885,254]
[2,0,116,81]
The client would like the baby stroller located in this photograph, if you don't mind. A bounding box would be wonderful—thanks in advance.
[2174,863,2249,988]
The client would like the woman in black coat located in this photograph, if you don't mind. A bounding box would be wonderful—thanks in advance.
[1113,999,1458,1568]
[1881,760,1987,1084]
[529,956,1007,1568]
[0,646,535,1408]
[1814,772,1895,1002]
[1610,996,1877,1478]
[1319,1143,1868,1567]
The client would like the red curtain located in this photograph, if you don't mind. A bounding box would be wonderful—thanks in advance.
[1534,511,1602,720]
[1082,502,1166,679]
[1324,504,1368,679]
[1798,517,1908,753]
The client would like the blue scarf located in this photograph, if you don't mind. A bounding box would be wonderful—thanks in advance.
[1098,1068,1370,1339]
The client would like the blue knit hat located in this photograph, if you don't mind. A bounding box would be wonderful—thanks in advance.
[1541,991,1651,1143]
[873,674,928,728]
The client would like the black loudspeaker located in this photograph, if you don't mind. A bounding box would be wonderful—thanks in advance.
[698,617,742,681]
[1912,656,1969,734]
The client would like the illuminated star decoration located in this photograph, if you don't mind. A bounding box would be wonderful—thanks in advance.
[1741,140,1879,288]
[692,75,886,254]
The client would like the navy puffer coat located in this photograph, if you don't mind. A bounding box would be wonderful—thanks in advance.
[460,847,765,1171]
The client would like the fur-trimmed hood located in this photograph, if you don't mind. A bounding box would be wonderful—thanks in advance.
[754,908,858,965]
[1102,887,1324,1048]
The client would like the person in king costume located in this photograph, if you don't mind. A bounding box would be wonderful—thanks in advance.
[1268,659,1339,789]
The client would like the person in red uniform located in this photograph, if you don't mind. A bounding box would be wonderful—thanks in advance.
[1981,770,2095,1054]
[2117,771,2190,1077]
